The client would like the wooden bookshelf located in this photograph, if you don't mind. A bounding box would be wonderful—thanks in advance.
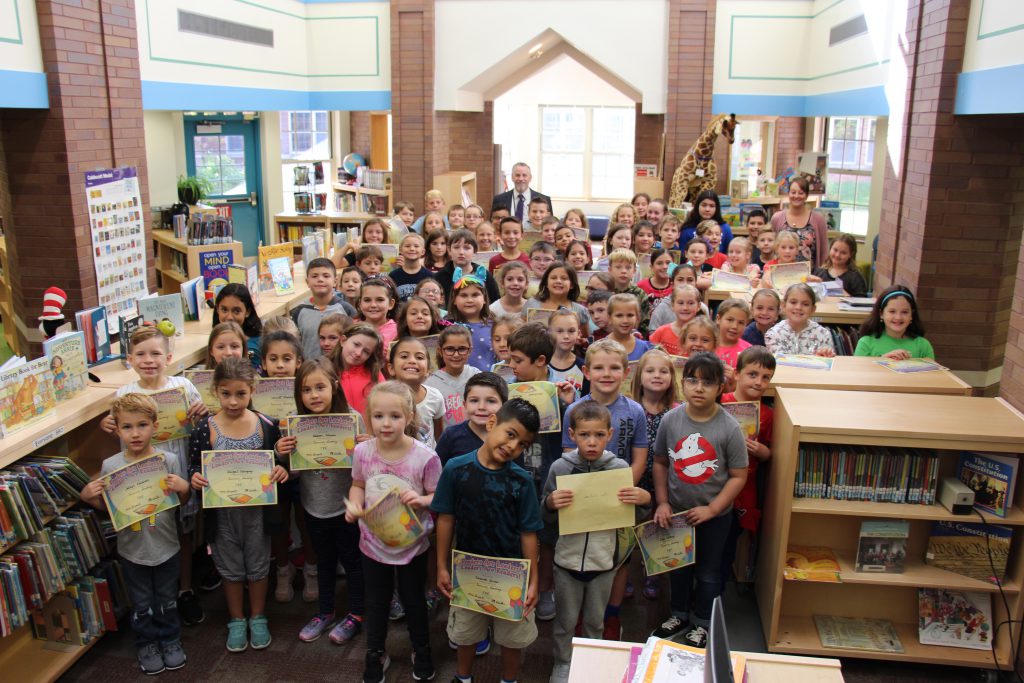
[151,230,243,296]
[433,171,477,207]
[0,623,102,683]
[333,179,392,217]
[757,388,1024,671]
[766,356,972,397]
[0,236,16,355]
[274,211,378,248]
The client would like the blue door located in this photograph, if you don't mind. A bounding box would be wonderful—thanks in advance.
[184,116,264,256]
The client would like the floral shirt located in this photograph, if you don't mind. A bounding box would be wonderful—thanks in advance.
[764,320,834,356]
[638,407,672,496]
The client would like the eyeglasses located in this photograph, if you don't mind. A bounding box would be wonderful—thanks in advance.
[442,346,471,356]
[683,377,719,389]
[531,256,554,265]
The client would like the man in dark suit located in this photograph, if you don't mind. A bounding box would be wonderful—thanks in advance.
[490,162,552,220]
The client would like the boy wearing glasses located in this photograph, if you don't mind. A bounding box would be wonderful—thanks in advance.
[528,242,558,279]
[425,325,481,430]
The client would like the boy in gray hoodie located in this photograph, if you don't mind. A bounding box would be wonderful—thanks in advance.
[543,401,651,683]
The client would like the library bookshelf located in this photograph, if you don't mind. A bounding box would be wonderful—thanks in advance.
[151,230,243,296]
[757,388,1024,671]
[333,181,392,216]
[433,171,477,207]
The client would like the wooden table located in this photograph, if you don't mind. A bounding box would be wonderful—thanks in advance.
[767,355,972,397]
[568,637,844,683]
[705,290,870,327]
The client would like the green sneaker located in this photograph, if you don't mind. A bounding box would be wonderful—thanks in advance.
[249,615,272,650]
[226,618,248,652]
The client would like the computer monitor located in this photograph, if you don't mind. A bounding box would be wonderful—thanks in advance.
[704,596,734,683]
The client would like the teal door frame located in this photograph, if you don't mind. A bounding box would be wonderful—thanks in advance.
[184,114,264,257]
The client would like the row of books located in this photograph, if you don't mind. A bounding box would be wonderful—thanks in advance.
[354,168,392,191]
[278,223,321,244]
[333,192,388,215]
[0,456,91,549]
[795,445,941,504]
[184,215,233,246]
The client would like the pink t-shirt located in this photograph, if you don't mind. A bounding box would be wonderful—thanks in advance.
[352,438,442,564]
[377,319,398,350]
[649,324,683,356]
[340,365,384,422]
[716,339,751,368]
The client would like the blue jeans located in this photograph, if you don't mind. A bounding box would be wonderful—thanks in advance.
[305,512,365,617]
[669,512,731,628]
[121,553,181,648]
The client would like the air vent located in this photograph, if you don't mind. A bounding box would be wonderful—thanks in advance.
[829,14,868,46]
[178,10,273,48]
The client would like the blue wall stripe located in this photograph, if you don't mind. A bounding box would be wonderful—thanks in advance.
[142,80,390,111]
[712,86,888,117]
[0,69,48,108]
[956,64,1024,114]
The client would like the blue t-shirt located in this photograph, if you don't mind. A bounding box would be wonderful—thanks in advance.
[435,422,484,466]
[463,321,496,373]
[678,222,734,251]
[431,451,544,558]
[741,321,766,347]
[389,266,432,302]
[562,394,649,463]
[628,339,654,362]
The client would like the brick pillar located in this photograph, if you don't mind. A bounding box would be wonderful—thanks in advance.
[434,103,495,211]
[0,0,150,353]
[1003,240,1024,410]
[390,0,435,209]
[774,116,805,178]
[876,0,1024,389]
[634,103,665,185]
[664,0,716,202]
[349,112,372,161]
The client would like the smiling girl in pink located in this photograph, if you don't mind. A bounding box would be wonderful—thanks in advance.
[331,323,385,422]
[714,299,752,368]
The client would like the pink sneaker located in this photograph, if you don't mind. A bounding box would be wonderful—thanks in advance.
[298,613,334,642]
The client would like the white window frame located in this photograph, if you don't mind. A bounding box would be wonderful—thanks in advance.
[538,105,635,201]
[824,116,875,236]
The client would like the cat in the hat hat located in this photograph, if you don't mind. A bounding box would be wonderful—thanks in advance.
[39,286,70,339]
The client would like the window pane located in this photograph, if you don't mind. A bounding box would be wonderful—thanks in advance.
[281,111,331,160]
[591,153,631,198]
[541,153,583,197]
[193,134,246,197]
[541,107,585,152]
[855,175,872,205]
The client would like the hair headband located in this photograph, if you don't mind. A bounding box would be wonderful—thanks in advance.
[880,289,913,308]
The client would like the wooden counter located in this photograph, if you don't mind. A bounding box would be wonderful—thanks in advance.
[767,355,972,397]
[705,290,870,326]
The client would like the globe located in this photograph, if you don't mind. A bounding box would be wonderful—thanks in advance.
[342,153,366,176]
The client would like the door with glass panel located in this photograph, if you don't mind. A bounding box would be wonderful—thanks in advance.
[184,116,263,256]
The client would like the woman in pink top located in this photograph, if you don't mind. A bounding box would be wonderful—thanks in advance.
[770,177,828,270]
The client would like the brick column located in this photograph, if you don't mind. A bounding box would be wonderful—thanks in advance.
[389,0,435,209]
[1003,240,1024,410]
[434,103,495,211]
[774,116,805,178]
[349,112,372,161]
[634,103,665,186]
[664,0,716,202]
[0,0,150,353]
[875,0,1024,390]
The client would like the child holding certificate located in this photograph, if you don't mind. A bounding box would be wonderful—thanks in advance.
[345,381,442,683]
[651,352,748,649]
[188,358,289,654]
[99,325,208,628]
[83,393,192,675]
[765,284,836,357]
[274,358,367,647]
[395,296,443,339]
[432,399,544,683]
[542,401,651,683]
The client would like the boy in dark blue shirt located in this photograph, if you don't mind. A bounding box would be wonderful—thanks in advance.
[433,398,543,683]
[434,372,508,465]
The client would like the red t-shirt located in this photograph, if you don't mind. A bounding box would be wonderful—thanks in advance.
[488,252,530,274]
[649,324,683,356]
[721,393,773,532]
[716,339,752,368]
[707,252,727,269]
[340,365,385,423]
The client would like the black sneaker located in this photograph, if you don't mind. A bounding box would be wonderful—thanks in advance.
[362,649,390,683]
[199,568,222,592]
[177,590,205,626]
[651,615,688,639]
[412,645,435,681]
[682,624,709,649]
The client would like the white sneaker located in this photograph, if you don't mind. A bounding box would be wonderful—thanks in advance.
[303,564,319,603]
[274,563,295,603]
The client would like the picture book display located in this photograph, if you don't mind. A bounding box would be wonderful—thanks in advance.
[84,167,148,333]
[42,331,88,402]
[75,306,113,364]
[199,248,236,293]
[783,546,841,582]
[0,357,58,437]
[721,401,759,439]
[555,468,634,535]
[179,276,204,322]
[629,635,746,683]
[855,520,909,573]
[147,386,191,444]
[507,382,560,433]
[137,293,185,337]
[958,451,1017,518]
[286,413,362,470]
[267,257,295,296]
[918,589,992,650]
[765,261,810,291]
[252,377,297,423]
[257,243,293,292]
[634,513,695,576]
[359,487,425,548]
[875,358,946,374]
[450,550,530,621]
[99,453,179,532]
[201,450,277,508]
[775,354,834,370]
[183,369,219,414]
[794,444,939,504]
[925,520,1010,584]
[710,269,752,292]
[813,615,904,653]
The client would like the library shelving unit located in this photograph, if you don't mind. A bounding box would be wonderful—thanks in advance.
[273,211,379,252]
[757,387,1024,673]
[0,235,17,355]
[333,170,392,217]
[151,230,243,296]
[433,171,477,207]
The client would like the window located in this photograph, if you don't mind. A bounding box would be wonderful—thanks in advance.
[193,134,246,196]
[279,111,331,213]
[824,116,875,235]
[539,105,634,200]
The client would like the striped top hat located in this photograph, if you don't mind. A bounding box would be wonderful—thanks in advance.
[40,286,67,321]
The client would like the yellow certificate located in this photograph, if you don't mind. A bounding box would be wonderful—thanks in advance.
[252,377,296,422]
[613,526,637,569]
[766,261,810,291]
[710,268,752,292]
[361,487,425,548]
[184,369,219,414]
[669,354,687,396]
[451,550,531,622]
[148,386,191,444]
[776,353,834,370]
[287,413,362,470]
[556,468,635,535]
[635,512,696,576]
[100,453,179,532]
[721,400,760,439]
[637,254,653,279]
[201,450,278,508]
[507,381,560,433]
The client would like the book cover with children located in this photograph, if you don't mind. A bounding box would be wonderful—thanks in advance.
[0,357,58,436]
[918,588,992,650]
[958,451,1017,518]
[43,331,88,402]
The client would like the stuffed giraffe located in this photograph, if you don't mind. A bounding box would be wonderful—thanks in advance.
[669,114,738,207]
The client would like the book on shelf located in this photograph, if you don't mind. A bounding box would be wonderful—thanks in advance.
[137,293,186,337]
[855,520,909,573]
[198,247,236,293]
[0,357,58,437]
[813,614,904,653]
[74,306,112,364]
[918,588,993,650]
[813,201,842,231]
[794,444,940,504]
[301,233,324,270]
[355,168,392,191]
[179,276,204,322]
[958,451,1017,518]
[783,545,841,582]
[42,331,88,402]
[187,214,233,246]
[246,264,260,307]
[258,242,294,292]
[267,257,295,296]
[117,314,142,369]
[924,520,1010,585]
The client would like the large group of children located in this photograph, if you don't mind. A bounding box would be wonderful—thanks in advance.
[82,185,936,683]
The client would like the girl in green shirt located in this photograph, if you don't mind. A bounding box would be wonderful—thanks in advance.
[854,286,934,359]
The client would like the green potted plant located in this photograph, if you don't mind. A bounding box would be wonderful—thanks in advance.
[176,175,211,205]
